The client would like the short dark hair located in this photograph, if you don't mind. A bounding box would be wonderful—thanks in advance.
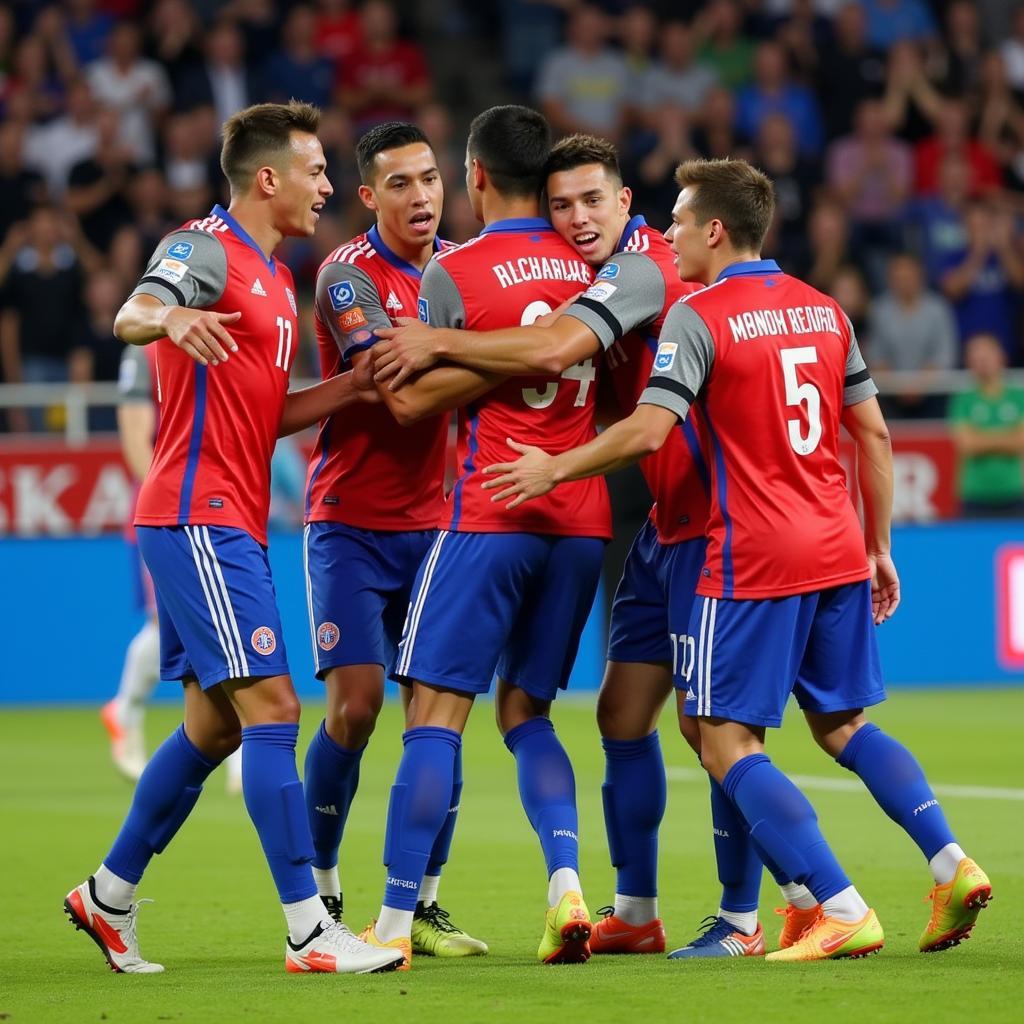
[674,158,775,251]
[544,133,622,185]
[356,122,431,184]
[220,101,321,193]
[467,105,551,198]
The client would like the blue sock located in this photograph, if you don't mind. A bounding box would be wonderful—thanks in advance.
[383,727,460,910]
[105,725,218,883]
[601,732,665,897]
[303,720,365,871]
[709,776,763,913]
[722,754,850,905]
[505,717,579,877]
[837,723,957,860]
[241,724,317,904]
[425,743,462,879]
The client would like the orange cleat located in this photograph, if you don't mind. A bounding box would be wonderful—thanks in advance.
[775,903,824,949]
[590,907,666,954]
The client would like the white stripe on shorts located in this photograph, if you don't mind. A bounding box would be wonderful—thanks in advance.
[184,526,240,678]
[198,526,250,676]
[705,597,717,717]
[303,525,320,675]
[696,596,709,716]
[396,530,448,678]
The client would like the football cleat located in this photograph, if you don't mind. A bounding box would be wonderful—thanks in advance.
[411,901,488,957]
[320,894,343,923]
[538,891,592,964]
[64,877,164,974]
[286,920,405,974]
[358,921,412,971]
[589,906,666,954]
[775,903,824,949]
[667,916,765,959]
[765,909,883,962]
[101,701,146,782]
[919,857,992,953]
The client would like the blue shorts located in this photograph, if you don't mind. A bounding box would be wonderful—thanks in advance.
[137,525,290,689]
[684,580,886,728]
[394,530,604,701]
[606,520,705,688]
[303,522,436,678]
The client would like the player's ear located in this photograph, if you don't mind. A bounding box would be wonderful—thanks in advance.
[618,185,632,214]
[707,217,726,249]
[254,164,278,198]
[471,158,486,193]
[358,184,378,213]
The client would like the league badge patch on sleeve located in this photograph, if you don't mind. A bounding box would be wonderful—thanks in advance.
[596,262,620,281]
[167,240,194,260]
[328,280,356,310]
[153,258,190,284]
[654,342,678,371]
[418,296,429,322]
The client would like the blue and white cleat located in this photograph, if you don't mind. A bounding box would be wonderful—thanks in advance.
[668,916,765,959]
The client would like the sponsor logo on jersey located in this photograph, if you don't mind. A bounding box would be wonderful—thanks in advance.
[317,621,340,651]
[596,262,620,280]
[418,297,429,322]
[385,290,403,312]
[153,258,189,284]
[251,626,277,655]
[285,287,297,316]
[581,281,617,303]
[167,240,194,260]
[250,277,267,296]
[339,307,368,331]
[328,280,356,310]
[654,341,678,371]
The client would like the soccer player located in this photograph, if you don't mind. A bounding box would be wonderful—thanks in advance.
[482,157,992,960]
[372,135,820,958]
[64,101,405,976]
[301,121,485,957]
[355,105,607,968]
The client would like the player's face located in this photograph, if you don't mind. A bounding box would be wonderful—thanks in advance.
[275,132,333,237]
[547,164,631,266]
[363,143,443,249]
[666,188,712,284]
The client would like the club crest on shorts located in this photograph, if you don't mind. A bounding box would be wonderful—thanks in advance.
[251,626,277,655]
[317,622,340,651]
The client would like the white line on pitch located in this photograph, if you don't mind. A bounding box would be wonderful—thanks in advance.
[665,767,1024,802]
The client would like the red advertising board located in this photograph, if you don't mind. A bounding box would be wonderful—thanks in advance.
[996,544,1024,670]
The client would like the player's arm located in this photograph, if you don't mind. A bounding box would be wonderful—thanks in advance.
[278,359,379,438]
[483,301,711,506]
[115,346,155,481]
[114,231,240,365]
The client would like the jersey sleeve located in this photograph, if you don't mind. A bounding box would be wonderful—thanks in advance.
[130,230,228,309]
[563,252,667,350]
[418,258,466,328]
[637,301,715,421]
[842,316,879,407]
[315,262,390,362]
[116,345,151,405]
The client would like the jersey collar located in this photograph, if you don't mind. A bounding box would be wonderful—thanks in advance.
[715,258,782,281]
[212,204,276,275]
[367,224,441,280]
[615,214,648,252]
[479,217,554,235]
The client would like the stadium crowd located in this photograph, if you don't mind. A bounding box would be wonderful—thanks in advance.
[1,0,1024,435]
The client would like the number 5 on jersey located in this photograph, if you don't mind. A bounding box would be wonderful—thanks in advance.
[780,346,821,456]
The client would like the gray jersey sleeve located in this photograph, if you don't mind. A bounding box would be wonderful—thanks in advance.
[563,251,667,350]
[419,258,466,328]
[315,262,391,362]
[637,301,715,420]
[842,315,878,406]
[117,345,151,404]
[130,230,228,309]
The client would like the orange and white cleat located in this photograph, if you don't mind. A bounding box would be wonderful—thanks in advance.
[64,877,164,974]
[919,857,992,953]
[775,903,824,949]
[100,701,146,782]
[356,921,412,972]
[766,909,884,962]
[287,920,405,974]
[590,906,666,954]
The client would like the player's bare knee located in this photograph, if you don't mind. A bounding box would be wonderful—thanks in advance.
[805,709,866,758]
[326,694,382,749]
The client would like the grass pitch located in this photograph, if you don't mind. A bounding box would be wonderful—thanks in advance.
[3,689,1021,1024]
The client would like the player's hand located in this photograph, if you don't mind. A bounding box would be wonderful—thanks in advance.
[350,353,381,403]
[533,293,581,328]
[372,318,441,390]
[162,307,240,366]
[867,552,901,624]
[482,438,558,509]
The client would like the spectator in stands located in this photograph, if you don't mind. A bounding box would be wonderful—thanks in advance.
[694,0,755,92]
[338,0,431,133]
[861,0,937,53]
[23,77,100,197]
[773,0,832,82]
[176,20,259,125]
[536,3,630,143]
[950,332,1024,516]
[4,31,71,124]
[161,110,216,222]
[881,40,943,143]
[734,40,823,156]
[914,99,1003,197]
[999,4,1024,96]
[147,0,206,110]
[940,199,1024,364]
[87,22,171,164]
[265,5,334,108]
[909,152,970,288]
[0,121,45,243]
[315,0,363,71]
[619,3,657,100]
[692,85,746,162]
[125,166,174,260]
[939,0,984,97]
[976,51,1024,179]
[868,252,958,418]
[76,266,127,385]
[802,195,855,290]
[639,20,718,124]
[828,263,871,337]
[63,0,114,68]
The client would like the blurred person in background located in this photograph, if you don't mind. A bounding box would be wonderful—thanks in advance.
[125,165,175,259]
[914,99,1002,197]
[6,16,76,123]
[147,0,205,106]
[619,3,657,100]
[802,195,856,290]
[23,76,100,196]
[881,40,943,144]
[265,5,334,108]
[907,152,970,287]
[999,3,1024,96]
[175,18,260,124]
[638,20,718,126]
[162,109,217,222]
[692,84,746,161]
[693,0,755,92]
[0,120,45,243]
[950,332,1024,516]
[315,0,363,71]
[828,263,871,336]
[976,51,1024,182]
[938,0,984,97]
[867,252,958,419]
[861,0,938,54]
[63,0,115,67]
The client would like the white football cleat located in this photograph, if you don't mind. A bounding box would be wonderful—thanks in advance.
[100,701,147,781]
[285,920,406,974]
[64,877,164,974]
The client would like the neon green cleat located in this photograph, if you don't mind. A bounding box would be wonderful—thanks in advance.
[411,902,488,957]
[537,891,592,965]
[919,857,992,953]
[765,909,884,962]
